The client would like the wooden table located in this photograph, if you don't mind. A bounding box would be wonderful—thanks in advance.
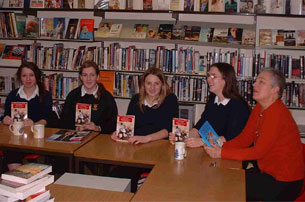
[0,124,99,172]
[74,135,245,201]
[47,184,134,201]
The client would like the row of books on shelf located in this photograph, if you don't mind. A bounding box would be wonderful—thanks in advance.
[0,163,54,202]
[284,82,305,108]
[0,76,19,94]
[259,29,305,47]
[96,22,255,45]
[0,13,94,40]
[254,53,305,79]
[3,0,305,15]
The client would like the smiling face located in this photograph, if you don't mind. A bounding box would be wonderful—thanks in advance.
[207,66,226,98]
[253,71,279,105]
[20,67,37,89]
[144,74,162,100]
[80,66,98,92]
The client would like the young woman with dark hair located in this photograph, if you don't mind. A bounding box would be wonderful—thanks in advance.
[3,61,53,170]
[60,60,118,134]
[170,62,250,147]
[111,67,179,144]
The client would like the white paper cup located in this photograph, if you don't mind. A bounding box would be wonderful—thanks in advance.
[175,142,186,160]
[31,124,45,139]
[9,121,24,136]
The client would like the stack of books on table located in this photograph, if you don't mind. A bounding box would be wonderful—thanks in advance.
[0,163,54,202]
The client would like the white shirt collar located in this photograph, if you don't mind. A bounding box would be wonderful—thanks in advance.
[81,85,98,98]
[214,96,230,106]
[144,98,159,108]
[17,85,39,101]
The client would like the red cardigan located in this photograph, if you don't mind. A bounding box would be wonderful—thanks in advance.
[222,100,304,182]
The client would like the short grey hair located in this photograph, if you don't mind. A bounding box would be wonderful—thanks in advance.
[260,68,286,99]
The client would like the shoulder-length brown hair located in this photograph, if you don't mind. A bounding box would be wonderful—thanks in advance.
[79,60,106,100]
[16,61,46,102]
[139,67,171,112]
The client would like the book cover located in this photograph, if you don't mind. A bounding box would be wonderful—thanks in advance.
[208,0,224,12]
[52,17,65,39]
[133,24,149,38]
[98,71,115,95]
[212,28,228,43]
[30,0,45,8]
[171,25,185,40]
[2,45,25,60]
[40,18,53,38]
[259,29,272,45]
[144,0,153,10]
[171,0,183,10]
[45,0,62,8]
[254,0,267,13]
[47,130,91,143]
[273,29,285,46]
[297,30,305,46]
[284,30,296,46]
[200,0,208,11]
[11,102,27,122]
[108,23,123,38]
[199,55,207,75]
[25,16,39,38]
[184,26,201,41]
[199,27,213,42]
[75,103,91,126]
[1,163,52,185]
[146,27,158,39]
[78,19,94,40]
[109,0,120,9]
[227,27,243,44]
[198,121,223,147]
[184,0,194,11]
[225,0,238,12]
[158,0,171,10]
[9,0,24,8]
[242,29,255,45]
[63,0,73,8]
[290,0,302,15]
[65,18,79,39]
[239,0,254,13]
[116,115,135,142]
[270,0,285,14]
[14,13,26,38]
[172,118,189,142]
[157,24,173,39]
[95,22,112,38]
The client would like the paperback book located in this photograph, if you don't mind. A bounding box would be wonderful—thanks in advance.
[116,115,135,142]
[199,27,214,42]
[227,27,243,44]
[95,22,111,38]
[2,45,26,60]
[259,29,272,45]
[172,118,189,142]
[224,0,238,12]
[212,28,228,43]
[78,19,94,40]
[157,24,173,39]
[297,30,305,46]
[47,130,91,143]
[198,121,223,147]
[9,0,24,8]
[108,24,123,38]
[11,102,27,122]
[133,24,149,39]
[200,0,208,11]
[184,26,201,41]
[25,16,40,38]
[1,163,52,185]
[239,0,254,13]
[208,0,225,12]
[75,103,91,126]
[40,18,54,38]
[171,25,185,40]
[242,29,255,45]
[30,0,45,8]
[65,18,79,39]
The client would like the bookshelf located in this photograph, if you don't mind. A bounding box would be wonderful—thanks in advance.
[1,1,305,124]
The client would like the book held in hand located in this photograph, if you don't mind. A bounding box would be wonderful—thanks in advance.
[47,130,91,143]
[172,118,189,142]
[75,103,91,126]
[11,102,27,122]
[116,115,135,142]
[198,121,223,147]
[1,163,52,185]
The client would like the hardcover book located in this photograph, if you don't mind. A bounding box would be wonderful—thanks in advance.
[172,118,189,142]
[1,163,52,185]
[116,115,135,142]
[198,121,223,147]
[47,130,91,143]
[11,102,27,122]
[75,103,91,126]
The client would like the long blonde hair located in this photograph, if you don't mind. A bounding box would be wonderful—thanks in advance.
[139,68,171,112]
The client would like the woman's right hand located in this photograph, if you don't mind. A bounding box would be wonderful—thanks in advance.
[111,131,118,141]
[169,132,176,144]
[3,116,13,125]
[184,137,204,148]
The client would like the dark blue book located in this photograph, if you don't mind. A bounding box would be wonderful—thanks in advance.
[198,121,223,147]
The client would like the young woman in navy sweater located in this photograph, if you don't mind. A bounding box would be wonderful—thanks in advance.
[3,62,52,170]
[170,63,250,147]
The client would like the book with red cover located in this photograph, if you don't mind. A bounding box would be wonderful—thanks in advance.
[78,19,94,40]
[116,115,135,142]
[11,102,27,121]
[172,118,189,142]
[75,103,91,126]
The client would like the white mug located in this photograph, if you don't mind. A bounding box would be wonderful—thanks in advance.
[9,121,24,136]
[31,124,45,139]
[175,142,186,160]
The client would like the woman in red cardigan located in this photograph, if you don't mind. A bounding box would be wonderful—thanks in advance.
[204,68,304,201]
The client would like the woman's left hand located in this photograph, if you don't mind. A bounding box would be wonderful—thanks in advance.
[128,136,151,144]
[24,118,34,126]
[78,122,98,131]
[203,143,222,158]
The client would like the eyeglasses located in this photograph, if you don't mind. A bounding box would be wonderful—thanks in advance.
[207,74,219,79]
